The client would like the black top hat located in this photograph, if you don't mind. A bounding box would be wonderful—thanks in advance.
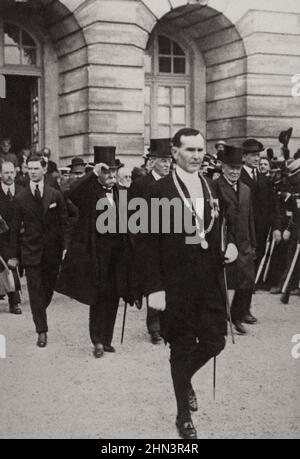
[279,128,293,147]
[67,157,86,169]
[218,145,243,165]
[149,138,172,158]
[94,146,119,168]
[242,139,264,154]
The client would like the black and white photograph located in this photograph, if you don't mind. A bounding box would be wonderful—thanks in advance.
[0,0,299,442]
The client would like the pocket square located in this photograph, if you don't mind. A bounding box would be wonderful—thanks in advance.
[49,203,57,209]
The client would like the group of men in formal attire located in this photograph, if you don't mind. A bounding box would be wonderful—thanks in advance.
[0,128,299,439]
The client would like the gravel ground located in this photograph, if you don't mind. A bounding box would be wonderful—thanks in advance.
[0,286,299,439]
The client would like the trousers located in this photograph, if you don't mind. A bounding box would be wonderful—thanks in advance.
[169,316,226,420]
[26,258,61,333]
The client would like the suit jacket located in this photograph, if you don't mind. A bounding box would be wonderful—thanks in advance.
[134,172,227,336]
[0,184,23,261]
[10,185,68,267]
[240,168,281,241]
[56,172,134,306]
[214,176,256,290]
[129,172,157,200]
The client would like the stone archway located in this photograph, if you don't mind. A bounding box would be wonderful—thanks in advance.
[136,0,248,153]
[0,0,89,161]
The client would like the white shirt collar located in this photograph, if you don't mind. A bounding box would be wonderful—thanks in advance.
[224,175,238,191]
[175,165,200,185]
[30,180,44,197]
[1,182,15,196]
[243,165,255,178]
[151,170,162,181]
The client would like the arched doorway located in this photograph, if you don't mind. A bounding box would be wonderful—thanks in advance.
[0,21,42,153]
[141,3,247,154]
[0,0,88,163]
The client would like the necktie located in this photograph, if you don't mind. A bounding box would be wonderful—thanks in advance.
[35,184,42,202]
[252,169,258,182]
[7,188,13,201]
[103,186,113,194]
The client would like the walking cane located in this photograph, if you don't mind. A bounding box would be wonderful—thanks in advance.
[255,228,272,286]
[121,302,128,344]
[221,220,235,345]
[263,236,276,283]
[213,357,216,401]
[281,243,300,303]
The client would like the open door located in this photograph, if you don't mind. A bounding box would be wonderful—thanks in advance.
[0,75,39,153]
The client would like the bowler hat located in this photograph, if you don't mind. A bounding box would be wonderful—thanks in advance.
[94,146,119,168]
[218,145,243,165]
[242,139,264,154]
[279,128,293,146]
[67,157,86,169]
[215,140,226,149]
[149,138,172,158]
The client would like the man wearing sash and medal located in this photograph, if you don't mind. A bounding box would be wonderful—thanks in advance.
[135,128,238,439]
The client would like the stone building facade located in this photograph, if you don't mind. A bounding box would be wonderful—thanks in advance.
[0,0,299,166]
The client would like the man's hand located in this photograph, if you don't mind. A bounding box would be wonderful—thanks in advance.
[224,243,238,264]
[94,163,110,177]
[283,230,291,241]
[7,258,19,269]
[273,229,282,244]
[148,291,166,312]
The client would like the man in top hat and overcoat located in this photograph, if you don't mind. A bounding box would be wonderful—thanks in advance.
[56,147,134,358]
[130,138,172,344]
[214,145,257,334]
[240,139,281,304]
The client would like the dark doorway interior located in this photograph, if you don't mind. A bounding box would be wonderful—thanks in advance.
[0,75,35,154]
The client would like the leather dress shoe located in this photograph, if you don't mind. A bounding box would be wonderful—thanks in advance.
[243,314,258,324]
[188,388,198,412]
[150,332,162,344]
[9,305,22,315]
[233,321,247,335]
[103,344,116,353]
[93,343,104,358]
[280,293,290,304]
[176,417,197,439]
[37,332,47,348]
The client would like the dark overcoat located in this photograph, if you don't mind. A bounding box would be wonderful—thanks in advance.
[129,173,156,200]
[214,176,256,290]
[56,172,134,306]
[134,172,228,340]
[240,168,281,260]
[0,184,24,261]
